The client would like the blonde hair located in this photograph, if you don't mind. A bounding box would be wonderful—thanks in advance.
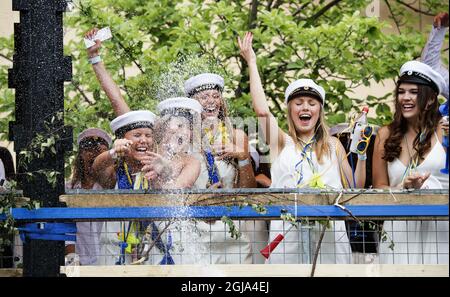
[287,102,331,163]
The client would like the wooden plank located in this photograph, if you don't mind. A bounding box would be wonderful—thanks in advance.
[0,269,22,277]
[60,192,449,208]
[60,264,448,277]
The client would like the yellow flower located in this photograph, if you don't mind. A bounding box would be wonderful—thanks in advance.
[308,173,326,189]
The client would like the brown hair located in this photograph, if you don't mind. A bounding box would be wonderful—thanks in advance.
[70,137,109,189]
[287,102,331,163]
[383,83,440,162]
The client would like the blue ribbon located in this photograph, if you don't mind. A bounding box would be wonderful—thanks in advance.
[294,139,315,187]
[18,222,76,242]
[204,150,220,185]
[116,161,133,189]
[116,163,174,265]
[115,242,128,265]
[150,221,174,265]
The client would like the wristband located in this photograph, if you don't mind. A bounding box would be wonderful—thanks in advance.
[109,149,117,160]
[357,154,367,161]
[88,55,102,65]
[238,158,250,168]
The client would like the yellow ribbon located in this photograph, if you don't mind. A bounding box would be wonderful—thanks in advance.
[308,172,326,189]
[117,222,141,254]
[205,122,229,146]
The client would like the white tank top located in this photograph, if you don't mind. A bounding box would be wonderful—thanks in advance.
[270,136,343,189]
[388,133,449,189]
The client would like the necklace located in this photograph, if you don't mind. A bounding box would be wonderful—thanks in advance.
[403,135,418,165]
[402,135,419,183]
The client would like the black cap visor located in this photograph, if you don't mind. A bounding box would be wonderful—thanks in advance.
[287,88,323,104]
[398,72,439,93]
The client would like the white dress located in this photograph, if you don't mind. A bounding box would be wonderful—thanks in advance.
[70,182,104,265]
[379,134,449,264]
[180,152,268,264]
[268,136,351,264]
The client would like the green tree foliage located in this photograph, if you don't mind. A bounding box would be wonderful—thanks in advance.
[0,0,448,175]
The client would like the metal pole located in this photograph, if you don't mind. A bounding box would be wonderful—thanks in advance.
[8,0,72,277]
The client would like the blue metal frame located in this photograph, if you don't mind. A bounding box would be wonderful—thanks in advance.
[1,205,448,221]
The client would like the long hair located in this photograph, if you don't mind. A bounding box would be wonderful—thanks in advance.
[383,83,440,162]
[0,147,15,180]
[70,152,85,189]
[287,103,331,163]
[193,88,235,145]
[70,138,109,189]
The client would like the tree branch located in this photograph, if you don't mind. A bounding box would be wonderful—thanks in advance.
[384,0,402,34]
[248,0,259,29]
[293,1,312,18]
[116,39,145,75]
[306,0,343,23]
[71,81,95,105]
[394,0,435,16]
[0,53,13,63]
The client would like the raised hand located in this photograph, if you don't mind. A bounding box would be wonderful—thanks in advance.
[141,152,173,182]
[113,138,133,157]
[237,32,256,64]
[434,12,449,29]
[212,142,248,161]
[85,28,102,58]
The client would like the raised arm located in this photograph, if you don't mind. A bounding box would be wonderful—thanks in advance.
[92,138,132,189]
[85,28,131,116]
[238,32,286,158]
[92,150,117,189]
[421,12,449,100]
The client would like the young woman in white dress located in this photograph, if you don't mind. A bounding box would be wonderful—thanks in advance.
[373,60,449,264]
[183,73,268,264]
[65,128,112,266]
[238,32,366,264]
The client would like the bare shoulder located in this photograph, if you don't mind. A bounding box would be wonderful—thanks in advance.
[329,136,343,147]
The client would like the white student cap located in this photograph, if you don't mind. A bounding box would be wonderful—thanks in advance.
[399,60,446,95]
[157,97,203,115]
[77,128,112,146]
[110,110,156,137]
[184,73,225,97]
[284,79,326,106]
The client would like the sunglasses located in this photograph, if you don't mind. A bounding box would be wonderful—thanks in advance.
[356,126,373,154]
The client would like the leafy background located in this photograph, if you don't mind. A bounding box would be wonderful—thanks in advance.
[0,0,448,178]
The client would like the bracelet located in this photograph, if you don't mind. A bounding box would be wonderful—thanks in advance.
[238,158,250,168]
[109,149,117,160]
[88,55,102,65]
[357,154,367,161]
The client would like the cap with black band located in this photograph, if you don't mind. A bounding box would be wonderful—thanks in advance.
[398,60,446,95]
